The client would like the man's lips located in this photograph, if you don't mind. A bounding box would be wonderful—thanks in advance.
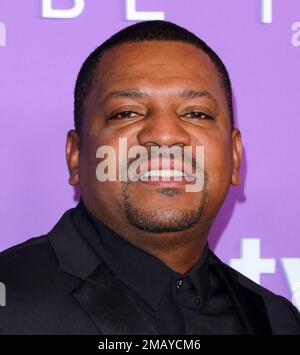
[139,176,190,188]
[136,158,195,186]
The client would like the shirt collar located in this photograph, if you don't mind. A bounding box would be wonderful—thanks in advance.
[78,199,210,310]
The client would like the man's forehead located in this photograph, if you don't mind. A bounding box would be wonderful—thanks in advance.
[93,41,223,100]
[96,41,219,82]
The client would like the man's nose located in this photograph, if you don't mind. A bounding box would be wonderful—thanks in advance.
[136,109,191,147]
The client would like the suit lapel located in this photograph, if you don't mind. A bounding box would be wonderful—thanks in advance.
[72,261,158,335]
[208,253,273,335]
[48,206,158,335]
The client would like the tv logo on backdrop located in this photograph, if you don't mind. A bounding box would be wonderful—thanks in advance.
[1,0,300,47]
[230,239,300,311]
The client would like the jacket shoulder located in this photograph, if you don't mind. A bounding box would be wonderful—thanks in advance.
[0,235,60,284]
[0,233,96,335]
[0,207,76,273]
[0,235,50,258]
[211,253,300,333]
[209,249,285,299]
[0,234,55,264]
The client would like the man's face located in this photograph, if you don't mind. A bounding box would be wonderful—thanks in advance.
[67,41,242,239]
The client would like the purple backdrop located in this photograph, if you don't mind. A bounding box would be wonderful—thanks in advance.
[0,0,299,308]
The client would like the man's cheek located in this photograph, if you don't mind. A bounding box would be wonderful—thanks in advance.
[206,150,232,185]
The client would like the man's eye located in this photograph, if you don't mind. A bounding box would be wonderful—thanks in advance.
[110,111,139,120]
[185,111,214,120]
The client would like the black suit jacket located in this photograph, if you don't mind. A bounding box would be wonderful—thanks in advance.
[0,207,299,335]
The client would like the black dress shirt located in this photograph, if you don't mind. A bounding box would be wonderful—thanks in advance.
[75,199,245,335]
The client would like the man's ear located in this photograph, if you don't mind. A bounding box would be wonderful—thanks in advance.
[231,128,243,186]
[66,129,80,186]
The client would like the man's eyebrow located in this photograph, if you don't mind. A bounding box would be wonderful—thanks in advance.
[179,89,217,103]
[102,89,146,103]
[100,88,217,105]
[179,89,220,110]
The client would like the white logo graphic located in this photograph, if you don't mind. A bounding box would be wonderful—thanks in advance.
[38,0,278,24]
[95,139,205,193]
[0,22,6,47]
[0,282,6,306]
[291,22,300,47]
[261,0,272,24]
[42,0,85,19]
[126,0,164,21]
[230,238,276,284]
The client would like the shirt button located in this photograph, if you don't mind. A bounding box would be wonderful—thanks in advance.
[176,278,183,289]
[194,296,201,305]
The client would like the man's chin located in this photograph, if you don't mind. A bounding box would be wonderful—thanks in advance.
[122,207,203,234]
[121,180,208,233]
